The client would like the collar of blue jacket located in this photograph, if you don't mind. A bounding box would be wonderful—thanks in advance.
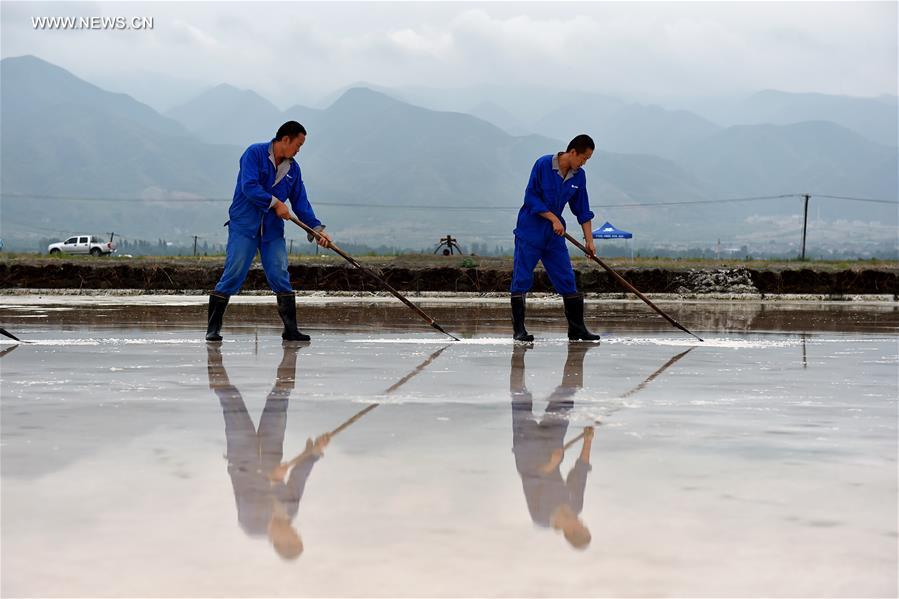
[551,152,581,183]
[268,140,294,186]
[227,142,323,241]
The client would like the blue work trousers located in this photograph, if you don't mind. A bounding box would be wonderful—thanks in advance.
[510,236,577,296]
[214,230,292,296]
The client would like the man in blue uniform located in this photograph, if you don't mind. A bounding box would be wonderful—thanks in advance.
[206,121,332,342]
[511,135,600,342]
[207,343,331,560]
[510,343,595,549]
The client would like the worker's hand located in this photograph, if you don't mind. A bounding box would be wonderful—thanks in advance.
[539,447,565,474]
[269,464,289,484]
[273,200,291,220]
[550,217,565,236]
[584,239,596,257]
[315,230,332,249]
[583,426,595,442]
[312,432,331,456]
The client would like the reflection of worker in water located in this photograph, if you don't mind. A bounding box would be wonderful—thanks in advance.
[510,343,596,549]
[207,343,330,560]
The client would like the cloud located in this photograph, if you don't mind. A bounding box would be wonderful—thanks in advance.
[1,1,895,103]
[387,27,454,59]
[168,19,219,49]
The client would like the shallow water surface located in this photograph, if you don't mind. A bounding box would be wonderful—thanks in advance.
[1,299,896,597]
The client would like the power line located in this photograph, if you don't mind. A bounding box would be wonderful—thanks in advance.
[594,194,800,208]
[808,194,899,205]
[249,193,806,210]
[2,191,895,209]
[0,193,227,203]
[0,219,66,235]
[0,192,514,209]
[1,219,219,245]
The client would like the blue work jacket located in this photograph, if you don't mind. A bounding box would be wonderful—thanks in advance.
[513,154,594,249]
[227,141,322,241]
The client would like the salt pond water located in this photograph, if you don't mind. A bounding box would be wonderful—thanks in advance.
[1,297,896,597]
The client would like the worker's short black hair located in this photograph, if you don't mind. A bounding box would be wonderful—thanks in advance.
[276,121,307,140]
[567,134,595,154]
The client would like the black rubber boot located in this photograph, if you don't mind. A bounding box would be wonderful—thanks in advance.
[206,343,229,388]
[205,293,229,342]
[563,295,600,341]
[560,342,597,389]
[511,295,535,342]
[276,294,311,341]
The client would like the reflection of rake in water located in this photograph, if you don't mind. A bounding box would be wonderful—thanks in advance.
[269,345,451,482]
[563,347,695,449]
[382,345,450,394]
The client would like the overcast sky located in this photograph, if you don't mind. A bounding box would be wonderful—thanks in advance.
[2,1,896,107]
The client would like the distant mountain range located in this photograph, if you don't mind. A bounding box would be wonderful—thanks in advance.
[336,82,898,152]
[0,55,240,243]
[532,97,722,160]
[683,120,897,199]
[166,84,288,146]
[696,89,898,147]
[1,54,895,253]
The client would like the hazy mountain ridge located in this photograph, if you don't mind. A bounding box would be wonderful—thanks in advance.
[2,55,187,137]
[533,99,722,160]
[371,83,898,150]
[1,56,241,241]
[1,55,895,251]
[166,84,286,146]
[727,90,898,147]
[682,120,898,201]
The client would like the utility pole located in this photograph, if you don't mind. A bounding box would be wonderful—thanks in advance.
[193,235,199,257]
[289,239,294,255]
[799,194,810,261]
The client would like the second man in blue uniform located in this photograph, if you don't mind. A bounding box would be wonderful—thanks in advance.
[510,135,601,342]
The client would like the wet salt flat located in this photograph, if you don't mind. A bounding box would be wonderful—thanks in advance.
[1,298,897,597]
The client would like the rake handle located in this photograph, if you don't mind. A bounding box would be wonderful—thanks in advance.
[564,233,703,342]
[288,215,459,341]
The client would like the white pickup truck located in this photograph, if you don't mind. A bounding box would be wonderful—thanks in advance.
[48,235,116,256]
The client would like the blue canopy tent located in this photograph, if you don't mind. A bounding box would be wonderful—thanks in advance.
[592,222,632,239]
[592,222,633,258]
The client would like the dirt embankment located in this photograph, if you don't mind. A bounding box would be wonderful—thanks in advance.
[0,259,896,295]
